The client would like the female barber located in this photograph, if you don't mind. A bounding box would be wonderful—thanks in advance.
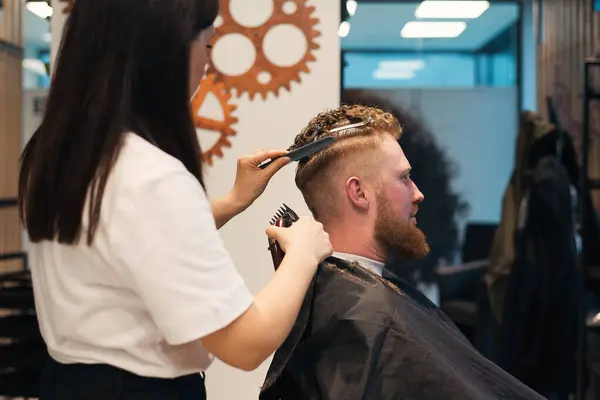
[18,0,331,398]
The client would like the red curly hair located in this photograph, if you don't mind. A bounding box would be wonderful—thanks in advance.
[291,104,403,221]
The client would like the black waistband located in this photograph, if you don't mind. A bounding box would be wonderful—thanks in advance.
[41,357,206,400]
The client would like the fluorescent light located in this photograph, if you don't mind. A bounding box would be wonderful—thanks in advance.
[401,21,466,38]
[346,0,358,17]
[23,58,48,76]
[338,21,351,38]
[26,1,53,19]
[374,70,417,80]
[373,59,425,80]
[415,1,490,19]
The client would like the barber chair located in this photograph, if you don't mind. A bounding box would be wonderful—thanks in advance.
[435,223,497,359]
[0,252,47,399]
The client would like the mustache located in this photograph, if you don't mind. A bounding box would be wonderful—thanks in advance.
[410,205,419,217]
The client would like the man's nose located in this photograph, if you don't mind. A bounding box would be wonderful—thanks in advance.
[412,182,424,204]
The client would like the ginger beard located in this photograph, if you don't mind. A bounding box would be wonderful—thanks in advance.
[373,191,430,260]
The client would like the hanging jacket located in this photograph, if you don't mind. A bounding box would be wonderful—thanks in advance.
[486,111,600,323]
[485,110,555,323]
[497,156,581,398]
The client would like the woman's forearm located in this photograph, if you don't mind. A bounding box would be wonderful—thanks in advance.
[211,193,247,229]
[242,252,317,365]
[200,251,318,370]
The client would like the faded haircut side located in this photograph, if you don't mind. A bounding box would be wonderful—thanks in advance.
[291,105,402,221]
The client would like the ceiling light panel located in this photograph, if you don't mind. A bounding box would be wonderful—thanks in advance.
[26,1,53,19]
[401,21,467,38]
[415,1,490,19]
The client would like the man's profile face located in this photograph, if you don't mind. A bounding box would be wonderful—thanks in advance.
[371,134,429,260]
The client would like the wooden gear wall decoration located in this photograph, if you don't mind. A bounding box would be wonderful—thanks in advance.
[209,0,321,100]
[191,74,239,166]
[52,1,326,163]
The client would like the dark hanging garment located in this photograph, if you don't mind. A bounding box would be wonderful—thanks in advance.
[486,112,557,324]
[498,156,581,399]
[487,123,600,325]
[260,257,543,400]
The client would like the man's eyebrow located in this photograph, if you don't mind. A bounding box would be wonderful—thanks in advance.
[400,168,412,175]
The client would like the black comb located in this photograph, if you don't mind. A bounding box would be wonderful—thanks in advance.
[258,116,372,170]
[259,136,335,169]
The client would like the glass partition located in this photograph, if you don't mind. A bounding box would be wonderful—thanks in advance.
[341,0,521,278]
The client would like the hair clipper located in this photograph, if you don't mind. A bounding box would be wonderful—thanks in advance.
[268,204,300,270]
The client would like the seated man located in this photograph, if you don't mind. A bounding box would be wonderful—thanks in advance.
[260,105,543,400]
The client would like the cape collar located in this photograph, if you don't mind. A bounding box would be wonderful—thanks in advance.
[332,252,384,276]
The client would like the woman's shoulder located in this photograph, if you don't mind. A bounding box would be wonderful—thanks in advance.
[110,133,198,189]
[118,132,188,177]
[105,132,207,205]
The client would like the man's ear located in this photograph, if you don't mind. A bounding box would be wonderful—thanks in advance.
[345,176,370,210]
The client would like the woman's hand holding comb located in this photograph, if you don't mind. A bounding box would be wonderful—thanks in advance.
[212,149,289,229]
[230,149,290,209]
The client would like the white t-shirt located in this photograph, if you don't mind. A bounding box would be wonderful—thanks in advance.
[29,133,254,378]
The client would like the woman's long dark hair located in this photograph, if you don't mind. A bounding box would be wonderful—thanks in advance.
[19,0,219,245]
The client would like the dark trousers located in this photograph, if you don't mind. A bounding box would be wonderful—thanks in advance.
[40,357,207,399]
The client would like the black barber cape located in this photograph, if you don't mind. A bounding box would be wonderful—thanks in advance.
[260,257,543,400]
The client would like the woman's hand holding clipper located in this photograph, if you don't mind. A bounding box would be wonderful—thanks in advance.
[266,217,333,269]
[202,216,332,371]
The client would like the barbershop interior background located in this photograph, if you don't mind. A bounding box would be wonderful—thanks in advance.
[1,0,600,398]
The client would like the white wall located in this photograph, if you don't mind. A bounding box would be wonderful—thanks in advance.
[50,5,67,71]
[200,3,340,397]
[51,2,340,399]
[374,88,518,228]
